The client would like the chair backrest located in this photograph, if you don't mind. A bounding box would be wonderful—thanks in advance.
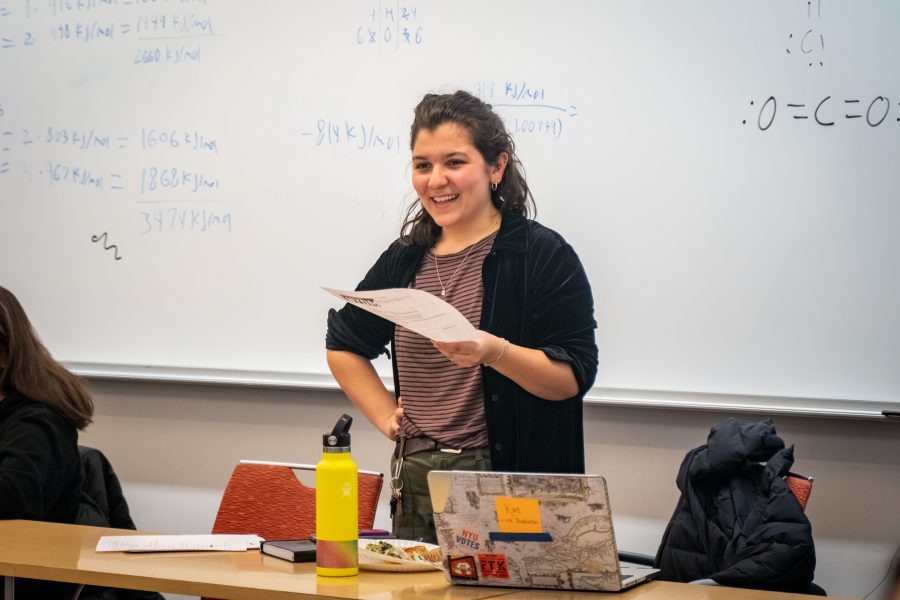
[210,462,384,540]
[784,472,814,511]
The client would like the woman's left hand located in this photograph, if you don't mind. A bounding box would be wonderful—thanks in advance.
[432,331,503,368]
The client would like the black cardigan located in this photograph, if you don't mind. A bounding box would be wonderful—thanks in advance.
[326,213,598,473]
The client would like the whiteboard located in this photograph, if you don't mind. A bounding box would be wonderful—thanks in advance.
[1,0,899,418]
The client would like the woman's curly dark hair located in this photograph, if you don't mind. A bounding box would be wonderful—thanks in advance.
[400,90,535,246]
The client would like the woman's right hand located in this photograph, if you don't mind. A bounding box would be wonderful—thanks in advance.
[384,396,404,441]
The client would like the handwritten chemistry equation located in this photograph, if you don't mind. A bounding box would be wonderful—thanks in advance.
[1,115,231,238]
[745,95,900,130]
[476,81,578,141]
[5,125,220,192]
[301,81,578,154]
[0,0,215,66]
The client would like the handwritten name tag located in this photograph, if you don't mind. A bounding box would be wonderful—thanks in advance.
[495,496,543,533]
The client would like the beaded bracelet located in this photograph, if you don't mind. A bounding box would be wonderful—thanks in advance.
[484,338,510,367]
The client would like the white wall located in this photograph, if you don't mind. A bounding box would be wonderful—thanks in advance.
[80,379,900,599]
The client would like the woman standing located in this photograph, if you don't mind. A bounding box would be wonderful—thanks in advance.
[326,91,598,542]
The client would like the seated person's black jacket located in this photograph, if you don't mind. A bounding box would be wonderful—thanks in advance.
[0,392,82,522]
[654,418,816,591]
[0,396,163,600]
[1,391,82,600]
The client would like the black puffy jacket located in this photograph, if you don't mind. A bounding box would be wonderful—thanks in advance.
[76,447,164,600]
[654,418,816,591]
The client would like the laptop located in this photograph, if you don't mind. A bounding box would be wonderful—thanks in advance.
[427,470,660,591]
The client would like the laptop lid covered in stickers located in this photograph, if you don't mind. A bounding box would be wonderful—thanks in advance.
[427,470,659,591]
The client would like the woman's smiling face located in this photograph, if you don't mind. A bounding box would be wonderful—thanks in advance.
[411,122,506,236]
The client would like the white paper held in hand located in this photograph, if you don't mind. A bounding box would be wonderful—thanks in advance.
[95,534,263,553]
[323,287,478,343]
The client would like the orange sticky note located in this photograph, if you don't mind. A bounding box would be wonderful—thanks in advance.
[495,496,543,533]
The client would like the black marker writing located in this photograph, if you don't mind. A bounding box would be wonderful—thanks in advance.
[90,232,122,261]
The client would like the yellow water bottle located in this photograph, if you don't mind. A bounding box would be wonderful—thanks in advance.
[316,414,358,577]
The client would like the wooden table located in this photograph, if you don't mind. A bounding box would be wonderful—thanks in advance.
[0,520,848,600]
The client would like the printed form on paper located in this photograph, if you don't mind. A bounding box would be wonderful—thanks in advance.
[323,287,478,343]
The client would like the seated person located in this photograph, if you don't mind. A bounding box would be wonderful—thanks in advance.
[0,285,94,600]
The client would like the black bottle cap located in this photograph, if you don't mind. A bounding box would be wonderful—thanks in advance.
[323,414,352,448]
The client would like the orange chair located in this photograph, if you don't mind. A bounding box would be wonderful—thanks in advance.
[211,460,384,541]
[784,472,814,511]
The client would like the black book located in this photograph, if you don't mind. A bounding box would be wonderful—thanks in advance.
[259,539,316,563]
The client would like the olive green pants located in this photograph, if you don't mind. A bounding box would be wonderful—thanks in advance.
[390,446,490,544]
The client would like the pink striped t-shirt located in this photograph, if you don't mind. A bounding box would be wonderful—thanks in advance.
[395,231,497,448]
